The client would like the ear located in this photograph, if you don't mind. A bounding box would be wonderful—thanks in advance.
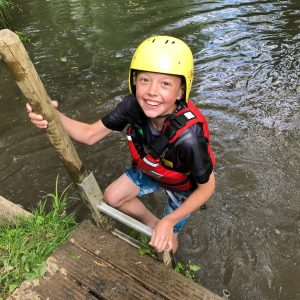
[177,84,185,100]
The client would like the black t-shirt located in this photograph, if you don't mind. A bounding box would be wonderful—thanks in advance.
[102,95,213,185]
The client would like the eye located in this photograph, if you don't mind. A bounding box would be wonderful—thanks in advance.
[139,77,149,83]
[162,81,171,87]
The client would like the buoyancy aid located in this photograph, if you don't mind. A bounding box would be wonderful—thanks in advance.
[126,101,216,191]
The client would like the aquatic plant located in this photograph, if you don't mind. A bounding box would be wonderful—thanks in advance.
[0,177,78,299]
[174,261,202,282]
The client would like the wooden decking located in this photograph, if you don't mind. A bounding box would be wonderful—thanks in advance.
[8,220,222,300]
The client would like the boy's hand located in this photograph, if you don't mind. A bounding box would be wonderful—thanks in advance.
[26,100,58,129]
[149,217,174,253]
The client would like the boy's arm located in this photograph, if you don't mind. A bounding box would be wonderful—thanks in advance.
[149,172,215,253]
[26,101,112,145]
[58,112,112,145]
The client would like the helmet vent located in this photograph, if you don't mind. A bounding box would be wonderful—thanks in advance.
[165,40,169,44]
[152,39,156,43]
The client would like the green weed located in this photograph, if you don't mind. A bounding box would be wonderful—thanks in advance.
[126,227,202,282]
[15,31,30,43]
[0,177,78,298]
[125,227,155,255]
[175,261,202,281]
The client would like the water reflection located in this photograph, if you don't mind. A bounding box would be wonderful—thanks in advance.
[0,1,299,299]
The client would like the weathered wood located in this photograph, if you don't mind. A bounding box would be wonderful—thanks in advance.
[51,241,164,300]
[9,220,222,300]
[70,220,222,300]
[0,29,112,229]
[0,195,31,222]
[8,272,97,300]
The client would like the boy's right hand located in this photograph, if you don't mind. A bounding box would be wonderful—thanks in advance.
[26,100,58,129]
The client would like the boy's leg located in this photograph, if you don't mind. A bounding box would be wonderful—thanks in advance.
[104,172,159,229]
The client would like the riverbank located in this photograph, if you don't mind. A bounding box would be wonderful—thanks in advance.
[0,184,78,299]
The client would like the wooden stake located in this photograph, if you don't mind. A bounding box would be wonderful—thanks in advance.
[0,29,113,230]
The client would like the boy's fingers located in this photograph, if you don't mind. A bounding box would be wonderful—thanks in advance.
[26,102,32,112]
[150,236,171,253]
[52,100,58,108]
[31,119,48,128]
[28,112,43,120]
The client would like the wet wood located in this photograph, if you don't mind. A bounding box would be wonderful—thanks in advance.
[9,220,222,300]
[0,29,112,229]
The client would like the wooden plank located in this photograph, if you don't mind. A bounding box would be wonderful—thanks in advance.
[33,272,98,300]
[51,241,164,300]
[8,272,97,300]
[70,220,222,300]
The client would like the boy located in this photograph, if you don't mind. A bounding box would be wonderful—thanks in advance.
[27,36,216,254]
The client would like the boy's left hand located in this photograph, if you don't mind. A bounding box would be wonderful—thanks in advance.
[149,217,174,253]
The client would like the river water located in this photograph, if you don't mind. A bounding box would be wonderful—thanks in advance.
[0,0,299,299]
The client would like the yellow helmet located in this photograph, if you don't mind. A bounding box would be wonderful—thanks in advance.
[129,36,194,103]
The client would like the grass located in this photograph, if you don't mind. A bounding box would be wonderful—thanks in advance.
[0,0,14,29]
[0,177,78,299]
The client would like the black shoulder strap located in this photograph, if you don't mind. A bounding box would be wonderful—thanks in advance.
[150,112,196,159]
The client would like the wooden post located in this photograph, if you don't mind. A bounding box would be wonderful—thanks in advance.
[0,29,113,230]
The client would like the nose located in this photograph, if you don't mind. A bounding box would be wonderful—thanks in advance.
[148,81,158,97]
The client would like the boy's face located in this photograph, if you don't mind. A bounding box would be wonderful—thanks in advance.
[135,71,184,119]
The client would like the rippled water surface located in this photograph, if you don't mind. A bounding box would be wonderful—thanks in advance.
[1,1,299,299]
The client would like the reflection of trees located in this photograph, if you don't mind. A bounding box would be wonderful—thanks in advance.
[280,0,300,36]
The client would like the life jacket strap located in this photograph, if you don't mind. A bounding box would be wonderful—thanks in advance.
[150,112,196,158]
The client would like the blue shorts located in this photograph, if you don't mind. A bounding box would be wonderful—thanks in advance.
[125,167,192,233]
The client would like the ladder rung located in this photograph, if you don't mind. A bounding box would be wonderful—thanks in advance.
[97,202,153,237]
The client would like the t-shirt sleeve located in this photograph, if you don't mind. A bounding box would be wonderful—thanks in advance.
[101,95,134,131]
[179,125,213,184]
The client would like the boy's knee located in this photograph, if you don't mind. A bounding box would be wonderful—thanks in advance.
[103,186,120,208]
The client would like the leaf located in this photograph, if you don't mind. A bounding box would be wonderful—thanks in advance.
[24,263,30,273]
[175,262,184,273]
[35,216,44,225]
[189,263,202,272]
[8,283,18,293]
[24,272,37,281]
[138,247,152,255]
[139,234,150,244]
[37,262,48,277]
[3,259,9,268]
[185,270,193,278]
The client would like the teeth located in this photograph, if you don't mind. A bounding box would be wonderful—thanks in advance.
[145,100,159,106]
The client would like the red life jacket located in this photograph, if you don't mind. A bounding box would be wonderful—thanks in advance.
[126,101,215,191]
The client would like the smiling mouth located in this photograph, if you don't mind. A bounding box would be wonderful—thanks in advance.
[144,99,161,107]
